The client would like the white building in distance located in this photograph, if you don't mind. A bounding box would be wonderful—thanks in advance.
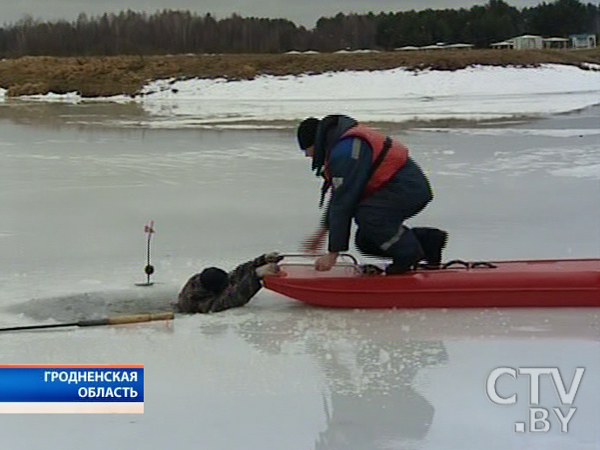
[492,33,597,50]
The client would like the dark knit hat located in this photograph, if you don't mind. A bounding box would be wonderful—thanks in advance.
[297,117,319,150]
[199,267,229,294]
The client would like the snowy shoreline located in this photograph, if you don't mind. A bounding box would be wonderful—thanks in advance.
[2,63,600,128]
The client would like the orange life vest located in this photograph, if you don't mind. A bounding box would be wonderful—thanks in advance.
[324,124,409,198]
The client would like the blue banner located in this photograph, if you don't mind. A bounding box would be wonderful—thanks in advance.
[0,365,144,402]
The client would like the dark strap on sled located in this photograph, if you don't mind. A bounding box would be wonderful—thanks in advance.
[441,260,497,270]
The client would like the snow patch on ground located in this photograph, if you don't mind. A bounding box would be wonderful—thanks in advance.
[4,64,600,127]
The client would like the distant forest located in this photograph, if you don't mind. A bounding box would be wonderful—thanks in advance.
[0,0,598,56]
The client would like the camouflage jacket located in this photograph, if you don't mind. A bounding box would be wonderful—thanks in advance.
[176,254,271,314]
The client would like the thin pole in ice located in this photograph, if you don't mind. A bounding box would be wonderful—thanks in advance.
[137,220,155,286]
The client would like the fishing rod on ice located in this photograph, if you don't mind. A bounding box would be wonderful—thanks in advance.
[0,312,174,333]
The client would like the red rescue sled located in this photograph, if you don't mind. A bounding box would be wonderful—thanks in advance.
[264,258,600,308]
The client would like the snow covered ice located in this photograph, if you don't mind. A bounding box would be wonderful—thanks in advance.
[0,63,599,449]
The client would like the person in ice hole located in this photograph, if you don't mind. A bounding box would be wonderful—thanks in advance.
[176,253,283,313]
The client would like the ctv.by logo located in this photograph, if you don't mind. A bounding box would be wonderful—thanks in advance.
[486,367,585,433]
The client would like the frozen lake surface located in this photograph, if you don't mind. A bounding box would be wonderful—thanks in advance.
[0,79,599,448]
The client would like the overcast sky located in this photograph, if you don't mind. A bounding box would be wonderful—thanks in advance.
[2,0,547,28]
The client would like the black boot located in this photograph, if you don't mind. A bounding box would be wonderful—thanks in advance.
[412,227,448,268]
[385,251,424,275]
[385,261,416,275]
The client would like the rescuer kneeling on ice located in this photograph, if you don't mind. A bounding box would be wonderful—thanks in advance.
[297,115,447,275]
[176,253,283,313]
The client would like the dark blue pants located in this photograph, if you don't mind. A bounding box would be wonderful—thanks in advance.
[355,225,423,272]
[354,203,428,273]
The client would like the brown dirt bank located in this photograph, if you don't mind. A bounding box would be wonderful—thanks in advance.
[0,48,599,98]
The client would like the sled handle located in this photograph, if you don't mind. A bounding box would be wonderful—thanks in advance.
[280,253,359,266]
[277,253,362,275]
